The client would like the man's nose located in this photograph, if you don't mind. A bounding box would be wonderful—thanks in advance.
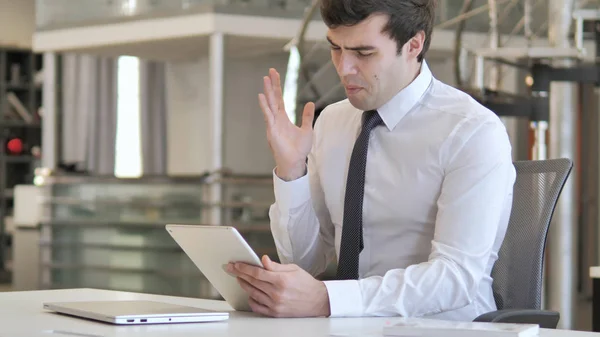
[337,53,357,77]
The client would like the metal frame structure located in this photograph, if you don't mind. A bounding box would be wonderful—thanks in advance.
[471,11,599,159]
[456,8,600,329]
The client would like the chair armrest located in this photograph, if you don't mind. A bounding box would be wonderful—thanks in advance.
[473,309,560,329]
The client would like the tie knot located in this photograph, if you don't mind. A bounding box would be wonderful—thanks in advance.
[362,110,383,132]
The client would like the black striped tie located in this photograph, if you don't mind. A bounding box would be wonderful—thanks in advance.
[336,110,383,280]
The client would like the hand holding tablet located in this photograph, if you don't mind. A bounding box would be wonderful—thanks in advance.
[166,224,264,312]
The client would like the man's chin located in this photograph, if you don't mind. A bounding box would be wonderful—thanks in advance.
[347,96,372,111]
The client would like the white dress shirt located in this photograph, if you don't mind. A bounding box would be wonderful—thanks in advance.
[269,61,516,321]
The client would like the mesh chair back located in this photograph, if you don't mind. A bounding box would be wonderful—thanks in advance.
[491,158,573,310]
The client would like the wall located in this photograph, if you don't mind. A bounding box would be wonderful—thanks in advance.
[165,57,212,175]
[0,0,35,49]
[222,52,287,175]
[166,50,287,176]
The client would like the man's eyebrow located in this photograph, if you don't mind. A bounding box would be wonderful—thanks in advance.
[326,36,376,51]
[326,36,338,47]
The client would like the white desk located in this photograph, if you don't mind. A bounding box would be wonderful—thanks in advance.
[0,288,597,337]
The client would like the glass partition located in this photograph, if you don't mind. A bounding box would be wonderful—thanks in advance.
[35,172,277,299]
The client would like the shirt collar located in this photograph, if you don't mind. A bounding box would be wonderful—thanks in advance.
[377,60,433,131]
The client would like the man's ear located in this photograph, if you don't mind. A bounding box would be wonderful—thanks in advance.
[407,31,425,59]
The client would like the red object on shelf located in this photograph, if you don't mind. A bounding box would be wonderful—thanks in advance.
[7,138,23,154]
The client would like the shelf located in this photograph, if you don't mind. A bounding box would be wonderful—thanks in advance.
[0,47,43,275]
[0,121,41,128]
[3,155,38,163]
[40,262,205,279]
[41,195,271,209]
[39,241,182,253]
[39,219,271,231]
[4,83,33,91]
[40,219,199,228]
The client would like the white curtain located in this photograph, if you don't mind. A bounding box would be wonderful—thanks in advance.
[61,54,118,175]
[61,55,168,176]
[139,60,167,175]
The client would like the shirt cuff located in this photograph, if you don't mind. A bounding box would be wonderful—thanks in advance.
[272,166,311,214]
[323,280,363,317]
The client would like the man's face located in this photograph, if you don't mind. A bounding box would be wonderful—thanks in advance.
[327,14,422,111]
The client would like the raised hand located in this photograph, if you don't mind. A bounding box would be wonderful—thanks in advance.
[258,68,315,181]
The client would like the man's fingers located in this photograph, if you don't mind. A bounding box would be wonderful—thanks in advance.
[263,76,280,116]
[262,255,297,272]
[248,296,273,317]
[237,277,273,308]
[234,263,278,284]
[236,271,276,294]
[258,93,274,127]
[234,264,279,295]
[271,69,286,110]
[300,102,315,130]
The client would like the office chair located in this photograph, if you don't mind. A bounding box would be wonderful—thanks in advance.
[474,158,573,329]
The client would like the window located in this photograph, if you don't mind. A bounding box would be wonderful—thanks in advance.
[114,56,142,178]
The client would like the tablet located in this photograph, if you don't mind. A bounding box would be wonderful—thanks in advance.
[166,224,264,311]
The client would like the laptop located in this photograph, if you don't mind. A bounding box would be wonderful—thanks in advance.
[43,300,229,325]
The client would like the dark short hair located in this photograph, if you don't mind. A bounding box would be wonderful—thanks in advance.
[320,0,436,62]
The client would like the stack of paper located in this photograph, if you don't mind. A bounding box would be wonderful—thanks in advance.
[383,318,539,337]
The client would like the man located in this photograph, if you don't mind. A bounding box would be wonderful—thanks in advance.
[227,0,516,321]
